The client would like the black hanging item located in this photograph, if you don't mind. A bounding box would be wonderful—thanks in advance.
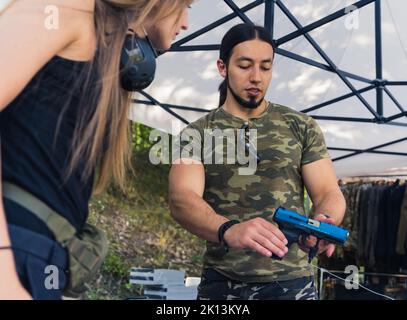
[120,30,158,91]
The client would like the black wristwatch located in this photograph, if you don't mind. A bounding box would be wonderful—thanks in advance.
[217,220,240,252]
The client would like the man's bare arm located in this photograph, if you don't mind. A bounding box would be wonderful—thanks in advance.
[301,158,346,257]
[302,158,346,225]
[169,159,229,242]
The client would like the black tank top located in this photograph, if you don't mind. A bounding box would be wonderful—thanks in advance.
[1,55,98,238]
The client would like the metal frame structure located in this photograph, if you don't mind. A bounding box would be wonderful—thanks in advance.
[134,0,407,162]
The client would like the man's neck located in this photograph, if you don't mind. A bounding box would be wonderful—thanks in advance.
[222,98,269,121]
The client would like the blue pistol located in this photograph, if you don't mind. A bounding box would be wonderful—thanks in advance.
[272,207,349,262]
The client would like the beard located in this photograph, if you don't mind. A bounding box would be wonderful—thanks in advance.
[227,78,264,109]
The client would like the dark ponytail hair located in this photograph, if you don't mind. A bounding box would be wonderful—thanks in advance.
[218,23,275,107]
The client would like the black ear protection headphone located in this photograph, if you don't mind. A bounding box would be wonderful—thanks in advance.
[120,28,159,91]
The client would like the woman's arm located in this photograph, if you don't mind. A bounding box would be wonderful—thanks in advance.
[0,132,31,298]
[0,0,91,299]
[0,0,91,110]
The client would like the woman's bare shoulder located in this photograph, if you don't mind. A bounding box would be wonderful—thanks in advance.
[55,0,97,61]
[5,0,95,14]
[0,0,97,110]
[5,0,96,61]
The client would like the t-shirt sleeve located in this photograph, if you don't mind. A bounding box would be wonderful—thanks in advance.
[172,122,204,164]
[301,117,330,165]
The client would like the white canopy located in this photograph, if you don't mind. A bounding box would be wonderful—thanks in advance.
[130,0,407,178]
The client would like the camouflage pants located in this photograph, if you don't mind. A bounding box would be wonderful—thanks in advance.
[197,268,318,300]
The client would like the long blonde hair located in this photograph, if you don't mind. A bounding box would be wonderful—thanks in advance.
[68,0,193,194]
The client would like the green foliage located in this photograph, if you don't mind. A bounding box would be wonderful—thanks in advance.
[102,251,130,278]
[132,122,155,153]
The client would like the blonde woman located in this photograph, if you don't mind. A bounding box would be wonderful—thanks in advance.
[0,0,191,299]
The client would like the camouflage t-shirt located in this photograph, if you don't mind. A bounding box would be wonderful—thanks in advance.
[174,102,330,282]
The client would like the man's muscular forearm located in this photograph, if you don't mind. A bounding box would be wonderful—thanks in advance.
[169,189,228,243]
[311,189,346,226]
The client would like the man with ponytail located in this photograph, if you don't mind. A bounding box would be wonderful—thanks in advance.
[169,23,346,300]
[0,0,192,299]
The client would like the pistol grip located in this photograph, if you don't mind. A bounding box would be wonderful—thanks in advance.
[308,239,320,263]
[270,227,300,260]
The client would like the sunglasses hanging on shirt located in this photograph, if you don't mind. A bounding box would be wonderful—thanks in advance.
[240,123,261,164]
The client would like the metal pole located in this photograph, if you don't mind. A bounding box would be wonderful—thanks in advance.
[264,0,275,38]
[375,0,384,118]
[302,85,376,113]
[171,0,263,49]
[275,48,373,83]
[332,136,407,162]
[138,91,189,125]
[328,147,407,157]
[319,268,325,300]
[383,87,406,113]
[311,116,376,122]
[276,0,381,120]
[276,0,375,46]
[223,0,253,24]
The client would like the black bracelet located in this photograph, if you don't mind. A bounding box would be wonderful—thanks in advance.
[0,246,12,251]
[217,220,240,252]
